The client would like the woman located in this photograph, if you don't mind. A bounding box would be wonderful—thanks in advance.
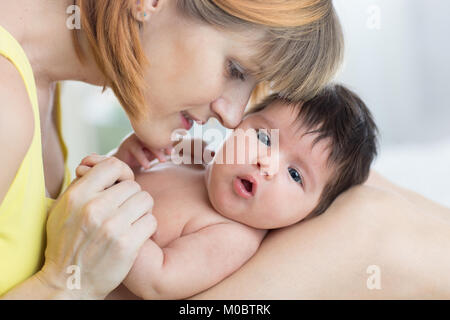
[0,0,342,298]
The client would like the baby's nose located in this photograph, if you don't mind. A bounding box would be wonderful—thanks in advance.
[257,157,276,180]
[260,170,275,180]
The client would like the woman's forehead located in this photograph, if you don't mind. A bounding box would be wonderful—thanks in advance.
[223,28,266,63]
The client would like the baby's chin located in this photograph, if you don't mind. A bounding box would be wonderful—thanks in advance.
[208,198,269,229]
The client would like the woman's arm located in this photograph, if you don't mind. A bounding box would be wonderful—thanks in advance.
[191,185,450,299]
[0,59,53,299]
[0,58,34,205]
[1,55,160,299]
[1,269,83,300]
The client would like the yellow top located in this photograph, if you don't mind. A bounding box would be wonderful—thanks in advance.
[0,25,71,295]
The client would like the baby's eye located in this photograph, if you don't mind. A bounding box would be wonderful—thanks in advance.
[288,167,303,185]
[257,129,271,147]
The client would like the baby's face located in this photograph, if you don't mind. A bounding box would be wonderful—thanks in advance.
[205,101,334,229]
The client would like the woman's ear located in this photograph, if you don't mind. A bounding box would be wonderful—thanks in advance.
[132,0,162,22]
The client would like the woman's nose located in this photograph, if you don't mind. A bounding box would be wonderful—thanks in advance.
[209,80,255,129]
[210,97,246,129]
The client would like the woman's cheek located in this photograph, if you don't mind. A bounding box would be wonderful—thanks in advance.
[195,60,226,101]
[198,78,224,105]
[173,74,222,109]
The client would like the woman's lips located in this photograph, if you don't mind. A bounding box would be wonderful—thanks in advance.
[180,111,207,130]
[180,112,194,130]
[233,175,257,199]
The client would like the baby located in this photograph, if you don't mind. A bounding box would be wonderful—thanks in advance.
[103,84,378,300]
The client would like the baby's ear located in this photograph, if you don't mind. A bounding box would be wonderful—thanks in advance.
[131,0,162,22]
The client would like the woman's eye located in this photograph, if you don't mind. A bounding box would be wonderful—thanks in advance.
[228,61,246,82]
[288,168,303,185]
[257,129,271,147]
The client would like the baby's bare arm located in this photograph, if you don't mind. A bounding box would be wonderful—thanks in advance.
[123,223,266,300]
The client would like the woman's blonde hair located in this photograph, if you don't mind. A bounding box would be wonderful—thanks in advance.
[73,0,343,118]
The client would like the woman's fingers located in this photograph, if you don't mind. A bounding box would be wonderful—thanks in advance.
[76,165,91,178]
[80,154,109,167]
[116,190,154,225]
[77,154,109,178]
[79,157,135,195]
[100,180,143,209]
[126,212,158,246]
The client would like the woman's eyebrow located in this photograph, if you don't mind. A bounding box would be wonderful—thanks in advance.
[233,55,262,76]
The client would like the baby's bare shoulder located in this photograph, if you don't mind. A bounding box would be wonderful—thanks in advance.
[135,162,214,242]
[135,161,204,195]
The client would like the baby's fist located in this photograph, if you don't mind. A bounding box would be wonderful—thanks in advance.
[113,133,170,170]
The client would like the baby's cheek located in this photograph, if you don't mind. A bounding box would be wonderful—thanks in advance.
[209,178,241,218]
[264,190,309,227]
[255,193,287,225]
[208,181,226,212]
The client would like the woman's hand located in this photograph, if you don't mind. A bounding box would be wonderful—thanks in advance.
[112,133,172,170]
[39,156,157,300]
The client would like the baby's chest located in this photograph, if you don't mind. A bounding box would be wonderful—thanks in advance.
[150,181,224,248]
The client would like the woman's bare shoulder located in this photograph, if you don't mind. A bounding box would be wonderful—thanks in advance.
[0,56,35,205]
[190,185,389,299]
[366,171,450,220]
[192,185,450,299]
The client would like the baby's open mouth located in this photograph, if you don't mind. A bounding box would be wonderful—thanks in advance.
[233,175,257,199]
[241,179,253,193]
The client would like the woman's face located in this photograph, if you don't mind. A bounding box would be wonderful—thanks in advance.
[131,0,265,150]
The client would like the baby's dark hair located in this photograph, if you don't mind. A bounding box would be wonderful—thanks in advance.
[248,84,379,216]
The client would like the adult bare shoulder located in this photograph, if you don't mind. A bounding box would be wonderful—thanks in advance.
[192,185,450,299]
[0,56,34,205]
[367,170,450,220]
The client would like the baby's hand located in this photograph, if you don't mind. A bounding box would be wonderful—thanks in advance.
[172,138,215,166]
[112,133,172,170]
